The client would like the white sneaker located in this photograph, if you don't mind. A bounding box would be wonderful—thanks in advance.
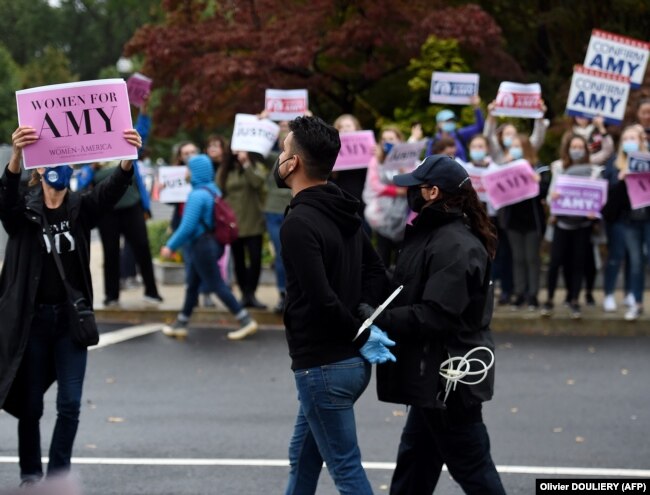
[624,305,641,321]
[162,320,188,339]
[227,320,258,341]
[625,293,636,308]
[603,295,617,312]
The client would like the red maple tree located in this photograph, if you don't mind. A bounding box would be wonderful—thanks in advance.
[125,0,520,135]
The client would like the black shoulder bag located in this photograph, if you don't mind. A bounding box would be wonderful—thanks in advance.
[41,213,99,347]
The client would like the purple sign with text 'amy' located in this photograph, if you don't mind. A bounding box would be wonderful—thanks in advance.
[550,175,608,218]
[16,79,137,169]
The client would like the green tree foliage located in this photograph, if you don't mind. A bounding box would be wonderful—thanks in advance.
[22,46,79,88]
[56,0,162,80]
[0,46,22,141]
[0,0,161,83]
[0,0,62,66]
[391,36,472,137]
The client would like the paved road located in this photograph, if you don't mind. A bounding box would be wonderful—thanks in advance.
[1,325,649,494]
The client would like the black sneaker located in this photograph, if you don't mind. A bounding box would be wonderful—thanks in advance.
[540,302,554,317]
[511,294,526,310]
[241,294,268,310]
[527,296,539,311]
[498,293,511,306]
[570,303,582,320]
[273,292,286,314]
[585,293,596,307]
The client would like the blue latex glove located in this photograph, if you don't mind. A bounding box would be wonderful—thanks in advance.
[360,325,396,364]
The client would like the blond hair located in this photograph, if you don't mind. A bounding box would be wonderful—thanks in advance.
[615,125,649,171]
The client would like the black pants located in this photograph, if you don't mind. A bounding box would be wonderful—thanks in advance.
[492,219,513,297]
[230,235,263,298]
[376,233,401,268]
[98,203,160,302]
[390,401,505,495]
[547,225,591,303]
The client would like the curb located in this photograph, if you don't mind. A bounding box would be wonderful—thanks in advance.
[95,308,650,337]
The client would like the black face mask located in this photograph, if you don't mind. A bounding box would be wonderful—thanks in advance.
[273,156,295,189]
[407,186,428,213]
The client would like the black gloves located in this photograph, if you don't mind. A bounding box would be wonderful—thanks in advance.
[357,303,376,321]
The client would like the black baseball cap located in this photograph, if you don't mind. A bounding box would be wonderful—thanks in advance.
[393,154,470,192]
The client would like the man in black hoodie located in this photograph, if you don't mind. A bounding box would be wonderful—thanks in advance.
[275,116,393,494]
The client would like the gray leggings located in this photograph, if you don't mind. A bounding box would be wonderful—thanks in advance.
[507,229,542,298]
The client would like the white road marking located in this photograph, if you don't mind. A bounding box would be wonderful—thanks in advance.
[89,324,163,350]
[0,457,648,477]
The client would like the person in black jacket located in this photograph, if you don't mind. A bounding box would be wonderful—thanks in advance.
[276,116,392,495]
[365,155,505,495]
[0,125,139,486]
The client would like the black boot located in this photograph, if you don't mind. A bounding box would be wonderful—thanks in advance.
[242,293,267,309]
[273,292,286,314]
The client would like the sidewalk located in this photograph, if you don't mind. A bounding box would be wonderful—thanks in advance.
[90,241,650,336]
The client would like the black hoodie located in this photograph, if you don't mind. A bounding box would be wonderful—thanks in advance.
[280,182,388,370]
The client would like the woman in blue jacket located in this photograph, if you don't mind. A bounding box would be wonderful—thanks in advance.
[160,154,258,340]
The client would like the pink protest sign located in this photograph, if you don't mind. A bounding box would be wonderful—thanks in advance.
[625,172,650,210]
[16,79,137,169]
[126,72,152,107]
[462,163,488,202]
[482,160,539,209]
[550,175,608,218]
[333,131,376,171]
[491,82,544,119]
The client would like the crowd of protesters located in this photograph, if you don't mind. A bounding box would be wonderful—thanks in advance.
[61,94,650,326]
[3,88,650,493]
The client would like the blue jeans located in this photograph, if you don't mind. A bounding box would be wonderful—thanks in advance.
[181,234,242,318]
[604,221,630,295]
[18,303,87,480]
[285,357,372,495]
[183,245,209,295]
[623,220,650,304]
[265,212,286,292]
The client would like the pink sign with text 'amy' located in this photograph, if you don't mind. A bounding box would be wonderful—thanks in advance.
[333,131,376,171]
[625,172,650,210]
[16,79,137,169]
[482,160,540,209]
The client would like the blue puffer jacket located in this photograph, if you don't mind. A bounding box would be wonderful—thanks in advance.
[166,154,221,251]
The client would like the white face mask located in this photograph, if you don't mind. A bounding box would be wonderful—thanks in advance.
[569,149,586,162]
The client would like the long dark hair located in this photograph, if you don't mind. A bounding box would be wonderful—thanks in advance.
[216,150,264,193]
[442,183,498,260]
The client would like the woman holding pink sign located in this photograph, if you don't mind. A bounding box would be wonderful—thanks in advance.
[499,134,546,311]
[605,126,650,321]
[542,135,600,320]
[0,125,141,487]
[362,126,409,268]
[331,114,368,226]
